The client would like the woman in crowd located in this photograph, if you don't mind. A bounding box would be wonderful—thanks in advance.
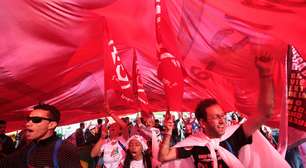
[123,135,151,168]
[91,123,126,168]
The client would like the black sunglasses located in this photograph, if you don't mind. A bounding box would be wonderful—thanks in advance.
[26,116,54,123]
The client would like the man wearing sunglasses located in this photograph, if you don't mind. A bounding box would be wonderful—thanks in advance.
[0,103,81,168]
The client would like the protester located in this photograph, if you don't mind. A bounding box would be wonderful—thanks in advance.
[173,113,185,144]
[0,103,81,168]
[158,54,290,167]
[155,119,164,132]
[76,122,86,146]
[122,117,133,138]
[0,120,14,158]
[79,121,106,168]
[85,124,98,145]
[79,138,97,168]
[91,111,127,168]
[135,115,162,142]
[134,114,162,168]
[183,122,193,138]
[95,119,103,140]
[123,135,151,168]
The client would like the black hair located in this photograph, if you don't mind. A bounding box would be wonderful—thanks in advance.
[0,120,6,125]
[195,98,218,121]
[123,150,152,168]
[122,117,130,124]
[33,103,60,123]
[97,118,102,125]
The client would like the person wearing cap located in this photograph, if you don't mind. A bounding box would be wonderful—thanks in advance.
[0,103,81,168]
[123,135,151,168]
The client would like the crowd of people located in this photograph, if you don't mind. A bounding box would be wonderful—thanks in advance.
[0,103,247,168]
[0,53,303,168]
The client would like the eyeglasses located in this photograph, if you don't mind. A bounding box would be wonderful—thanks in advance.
[26,116,54,123]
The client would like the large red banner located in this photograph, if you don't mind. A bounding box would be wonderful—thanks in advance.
[0,0,306,134]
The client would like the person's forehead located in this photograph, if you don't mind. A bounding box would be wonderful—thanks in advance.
[146,118,154,122]
[29,109,49,117]
[205,105,225,116]
[129,139,141,144]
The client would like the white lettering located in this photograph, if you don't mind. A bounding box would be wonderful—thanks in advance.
[291,46,306,71]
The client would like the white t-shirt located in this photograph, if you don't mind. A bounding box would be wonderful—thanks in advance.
[130,159,144,168]
[100,137,126,168]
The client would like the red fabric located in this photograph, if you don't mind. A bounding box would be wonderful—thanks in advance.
[0,0,305,142]
[204,0,306,58]
[157,52,184,111]
[132,49,150,117]
[286,45,306,146]
[103,23,134,105]
[155,0,184,111]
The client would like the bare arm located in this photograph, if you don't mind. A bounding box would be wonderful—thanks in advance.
[90,128,107,157]
[243,53,274,137]
[133,117,152,139]
[90,138,105,157]
[108,110,127,129]
[107,110,129,140]
[158,115,178,162]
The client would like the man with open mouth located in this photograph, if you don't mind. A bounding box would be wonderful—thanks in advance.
[158,54,290,168]
[0,103,81,168]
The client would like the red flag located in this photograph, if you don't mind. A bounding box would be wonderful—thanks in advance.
[155,0,184,111]
[286,45,306,147]
[2,0,306,132]
[157,52,184,111]
[132,49,150,116]
[103,23,134,105]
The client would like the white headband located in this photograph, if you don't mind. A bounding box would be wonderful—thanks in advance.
[127,135,148,151]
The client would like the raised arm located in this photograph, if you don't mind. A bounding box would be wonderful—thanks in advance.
[158,115,178,162]
[107,110,127,129]
[243,53,274,137]
[90,127,107,157]
[107,110,129,140]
